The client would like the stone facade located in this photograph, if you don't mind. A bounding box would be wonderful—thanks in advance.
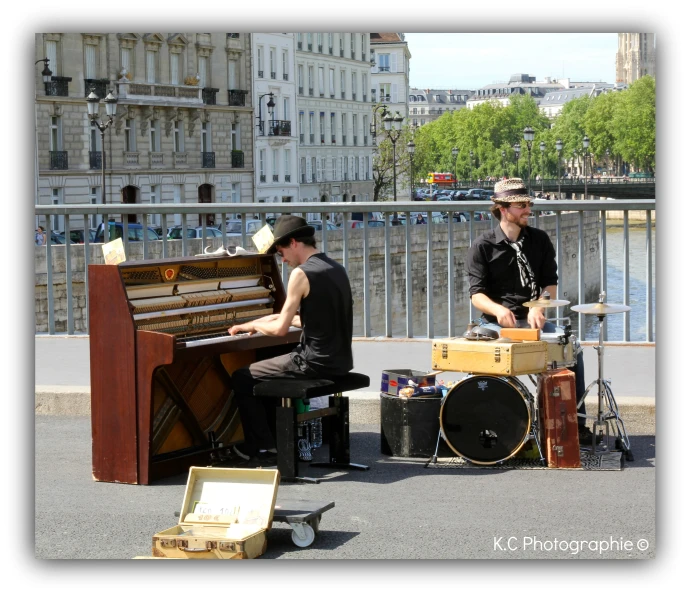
[35,213,599,335]
[35,33,255,233]
[616,33,655,84]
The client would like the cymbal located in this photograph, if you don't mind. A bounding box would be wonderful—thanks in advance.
[522,296,571,308]
[571,302,631,315]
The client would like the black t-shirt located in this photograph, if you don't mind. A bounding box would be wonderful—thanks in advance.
[295,253,354,375]
[466,225,558,322]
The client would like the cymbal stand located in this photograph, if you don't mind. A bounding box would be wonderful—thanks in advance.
[577,313,634,461]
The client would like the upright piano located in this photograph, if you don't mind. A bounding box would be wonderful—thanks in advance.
[88,252,300,485]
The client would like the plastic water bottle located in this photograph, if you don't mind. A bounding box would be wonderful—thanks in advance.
[310,417,323,449]
[297,421,312,461]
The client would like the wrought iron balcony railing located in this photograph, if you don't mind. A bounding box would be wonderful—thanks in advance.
[352,93,356,101]
[260,174,266,182]
[310,134,314,143]
[331,135,336,144]
[228,89,248,106]
[300,133,304,143]
[84,79,108,98]
[89,151,104,170]
[201,152,215,168]
[353,136,357,145]
[202,87,218,105]
[273,174,279,182]
[309,88,314,96]
[378,66,390,72]
[299,86,304,95]
[285,174,291,182]
[270,72,276,79]
[341,91,345,99]
[45,76,71,97]
[265,120,291,137]
[283,73,289,81]
[258,70,264,78]
[231,150,244,168]
[49,151,68,170]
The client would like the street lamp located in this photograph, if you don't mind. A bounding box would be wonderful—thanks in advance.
[583,135,590,200]
[539,140,546,194]
[469,150,474,183]
[523,126,534,196]
[87,88,118,240]
[513,143,521,178]
[501,150,506,178]
[35,57,53,88]
[370,103,389,144]
[256,92,275,135]
[556,139,563,199]
[382,110,404,205]
[451,146,458,189]
[408,141,416,199]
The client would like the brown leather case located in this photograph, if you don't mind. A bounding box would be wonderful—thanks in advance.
[500,328,541,341]
[537,369,581,468]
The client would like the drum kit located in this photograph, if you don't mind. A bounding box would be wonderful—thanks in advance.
[432,291,634,466]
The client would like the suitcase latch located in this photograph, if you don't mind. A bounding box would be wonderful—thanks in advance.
[494,347,501,362]
[552,387,561,398]
[219,541,236,552]
[554,446,564,456]
[442,344,448,359]
[159,538,176,548]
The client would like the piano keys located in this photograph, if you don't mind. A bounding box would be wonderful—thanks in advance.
[88,252,301,485]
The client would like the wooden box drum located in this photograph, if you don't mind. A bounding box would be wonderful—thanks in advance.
[439,375,533,465]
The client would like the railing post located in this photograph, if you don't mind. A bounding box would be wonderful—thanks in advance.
[623,210,630,341]
[578,211,585,340]
[363,216,371,337]
[384,212,392,337]
[405,211,413,338]
[646,210,653,342]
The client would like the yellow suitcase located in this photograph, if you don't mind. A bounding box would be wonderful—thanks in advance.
[151,467,279,559]
[432,337,548,376]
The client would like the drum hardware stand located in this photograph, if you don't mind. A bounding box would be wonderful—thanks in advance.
[572,294,634,462]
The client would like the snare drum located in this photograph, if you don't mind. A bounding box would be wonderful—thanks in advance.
[439,375,534,465]
[541,329,579,368]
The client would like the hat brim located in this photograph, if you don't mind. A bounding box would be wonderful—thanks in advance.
[267,225,315,254]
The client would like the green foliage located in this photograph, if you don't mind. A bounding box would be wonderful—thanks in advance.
[371,105,413,201]
[406,80,656,180]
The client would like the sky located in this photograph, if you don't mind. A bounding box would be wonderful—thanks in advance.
[404,33,620,90]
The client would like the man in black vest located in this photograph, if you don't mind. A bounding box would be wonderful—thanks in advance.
[466,178,596,445]
[228,215,354,465]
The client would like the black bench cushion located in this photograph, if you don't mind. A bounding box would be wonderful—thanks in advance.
[253,372,370,399]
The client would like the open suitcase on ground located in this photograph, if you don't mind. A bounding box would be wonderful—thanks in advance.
[152,467,279,559]
[537,369,581,468]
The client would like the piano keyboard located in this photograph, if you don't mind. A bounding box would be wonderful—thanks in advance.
[177,326,302,348]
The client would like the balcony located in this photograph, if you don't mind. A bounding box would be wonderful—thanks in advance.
[150,152,164,168]
[84,79,108,98]
[310,134,314,144]
[89,151,104,170]
[124,152,139,166]
[49,151,68,170]
[273,174,279,182]
[379,66,390,72]
[381,94,391,102]
[260,174,266,182]
[231,150,244,168]
[299,86,304,95]
[116,82,203,105]
[228,89,248,106]
[201,152,215,168]
[173,152,187,167]
[285,174,291,182]
[260,119,291,137]
[270,72,276,79]
[202,87,219,105]
[45,76,71,97]
[258,70,264,78]
[283,73,289,81]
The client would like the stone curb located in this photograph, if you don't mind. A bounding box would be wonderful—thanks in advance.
[35,386,655,425]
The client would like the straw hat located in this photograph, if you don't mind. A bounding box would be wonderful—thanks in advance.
[266,215,315,254]
[492,178,530,203]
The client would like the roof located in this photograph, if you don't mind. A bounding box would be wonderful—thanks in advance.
[370,33,405,43]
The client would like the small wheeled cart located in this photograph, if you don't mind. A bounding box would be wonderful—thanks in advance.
[272,499,335,547]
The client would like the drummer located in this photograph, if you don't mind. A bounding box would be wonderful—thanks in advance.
[466,178,597,445]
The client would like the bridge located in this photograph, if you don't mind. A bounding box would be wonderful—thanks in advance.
[424,178,656,199]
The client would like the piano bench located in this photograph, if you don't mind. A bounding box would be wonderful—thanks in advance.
[253,373,370,484]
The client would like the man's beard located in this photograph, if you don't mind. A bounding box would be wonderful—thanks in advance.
[505,210,530,228]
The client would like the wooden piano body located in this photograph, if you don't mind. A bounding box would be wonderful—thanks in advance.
[88,253,300,485]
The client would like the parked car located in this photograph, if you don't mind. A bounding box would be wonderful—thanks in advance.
[465,188,486,200]
[49,231,76,244]
[223,219,264,236]
[308,220,339,231]
[451,190,467,200]
[343,220,385,229]
[167,226,224,239]
[60,229,96,244]
[94,222,159,243]
[482,190,495,200]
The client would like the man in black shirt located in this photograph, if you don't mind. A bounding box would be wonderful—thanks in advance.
[228,215,354,465]
[466,178,595,444]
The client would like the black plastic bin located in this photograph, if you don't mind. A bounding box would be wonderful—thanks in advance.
[380,392,452,458]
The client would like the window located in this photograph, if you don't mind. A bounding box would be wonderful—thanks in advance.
[150,120,160,151]
[331,157,336,180]
[355,156,359,180]
[330,112,336,142]
[198,56,208,87]
[120,46,132,79]
[317,33,322,52]
[50,116,62,151]
[311,157,316,181]
[146,49,156,83]
[328,33,333,53]
[231,123,238,150]
[318,67,324,96]
[201,122,211,152]
[352,114,358,144]
[124,119,135,152]
[319,112,325,142]
[362,73,367,100]
[89,124,101,152]
[257,46,263,77]
[272,149,278,180]
[227,60,237,89]
[378,53,390,72]
[150,185,160,225]
[329,68,335,96]
[90,188,99,226]
[299,111,304,140]
[269,48,276,78]
[381,83,391,102]
[350,33,355,58]
[340,70,345,98]
[284,149,290,179]
[341,112,346,143]
[308,66,313,93]
[259,149,265,180]
[351,71,356,99]
[363,115,368,142]
[45,38,59,76]
[298,65,303,92]
[174,120,184,152]
[321,158,326,181]
[307,33,312,50]
[413,107,417,115]
[309,112,314,141]
[231,182,240,203]
[85,41,98,79]
[51,188,63,232]
[282,97,290,122]
[170,52,180,84]
[282,50,289,80]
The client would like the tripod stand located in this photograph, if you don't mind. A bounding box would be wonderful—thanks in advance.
[572,296,634,462]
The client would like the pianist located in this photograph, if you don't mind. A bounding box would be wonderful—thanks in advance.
[228,215,354,466]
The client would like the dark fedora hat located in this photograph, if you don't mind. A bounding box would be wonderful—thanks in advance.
[267,215,315,254]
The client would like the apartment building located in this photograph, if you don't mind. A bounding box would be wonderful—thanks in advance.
[408,88,472,128]
[616,33,655,84]
[466,74,563,110]
[34,33,254,232]
[295,32,375,203]
[370,33,411,121]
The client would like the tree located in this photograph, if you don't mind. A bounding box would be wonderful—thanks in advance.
[371,106,413,201]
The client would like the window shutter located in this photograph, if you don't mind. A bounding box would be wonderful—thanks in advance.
[392,84,398,104]
[391,53,397,73]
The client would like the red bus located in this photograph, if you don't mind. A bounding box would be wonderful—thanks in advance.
[427,172,456,185]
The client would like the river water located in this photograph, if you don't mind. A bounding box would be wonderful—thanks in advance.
[569,222,655,342]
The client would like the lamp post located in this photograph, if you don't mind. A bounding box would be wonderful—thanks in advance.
[35,57,53,87]
[383,111,404,204]
[370,103,389,145]
[523,126,534,196]
[539,141,546,194]
[556,139,563,199]
[605,148,611,176]
[256,92,275,135]
[451,146,458,189]
[408,141,416,199]
[87,88,118,241]
[469,150,474,183]
[514,143,521,178]
[35,58,52,222]
[583,135,590,200]
[501,150,506,178]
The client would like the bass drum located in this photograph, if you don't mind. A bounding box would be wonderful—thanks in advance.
[440,375,533,465]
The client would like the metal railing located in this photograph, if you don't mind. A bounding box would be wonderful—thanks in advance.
[227,89,248,106]
[34,200,654,344]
